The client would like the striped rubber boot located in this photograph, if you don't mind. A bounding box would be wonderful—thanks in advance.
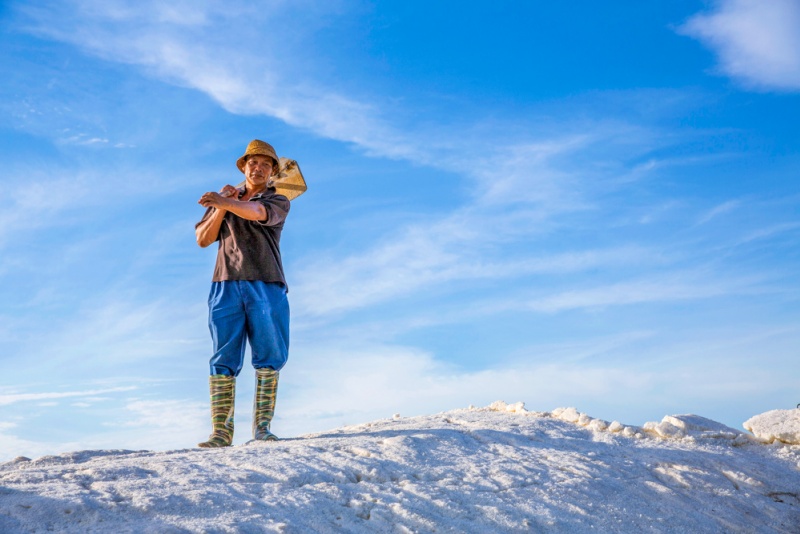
[253,368,279,441]
[198,375,235,448]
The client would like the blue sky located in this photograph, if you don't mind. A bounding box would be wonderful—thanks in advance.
[1,0,798,459]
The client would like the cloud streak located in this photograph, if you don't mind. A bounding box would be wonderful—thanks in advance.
[696,199,741,225]
[15,1,423,163]
[680,0,800,91]
[0,386,137,407]
[523,274,766,314]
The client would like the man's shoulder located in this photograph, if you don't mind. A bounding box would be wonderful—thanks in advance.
[255,188,288,200]
[254,189,290,208]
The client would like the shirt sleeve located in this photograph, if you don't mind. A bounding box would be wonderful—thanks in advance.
[195,207,215,228]
[256,193,290,227]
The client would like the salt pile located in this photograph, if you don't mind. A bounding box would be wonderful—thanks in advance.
[1,402,798,532]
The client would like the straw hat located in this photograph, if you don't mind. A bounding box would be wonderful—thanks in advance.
[236,139,279,176]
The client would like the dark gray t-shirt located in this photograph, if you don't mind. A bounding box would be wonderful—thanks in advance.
[197,188,290,286]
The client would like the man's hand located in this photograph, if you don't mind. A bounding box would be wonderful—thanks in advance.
[199,185,239,209]
[198,185,268,222]
[219,185,240,198]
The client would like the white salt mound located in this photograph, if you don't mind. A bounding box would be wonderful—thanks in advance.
[1,402,799,533]
[744,408,800,445]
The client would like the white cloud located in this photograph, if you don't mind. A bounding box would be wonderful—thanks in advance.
[0,423,74,461]
[697,199,741,225]
[61,135,110,146]
[474,136,592,206]
[340,270,766,326]
[0,161,192,254]
[0,174,92,248]
[12,1,637,193]
[11,290,210,375]
[287,120,677,321]
[523,274,765,314]
[737,221,800,245]
[0,395,209,460]
[291,238,661,319]
[15,1,409,162]
[0,386,137,406]
[681,0,800,91]
[100,399,210,451]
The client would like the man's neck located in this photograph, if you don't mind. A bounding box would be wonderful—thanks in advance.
[244,179,268,198]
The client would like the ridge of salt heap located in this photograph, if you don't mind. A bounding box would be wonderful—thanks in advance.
[483,401,800,447]
[642,414,747,443]
[486,400,529,414]
[744,408,800,445]
[552,406,642,438]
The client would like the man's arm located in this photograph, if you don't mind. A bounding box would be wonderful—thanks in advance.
[195,206,227,248]
[196,186,270,247]
[198,192,268,221]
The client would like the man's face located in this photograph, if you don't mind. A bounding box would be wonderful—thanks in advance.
[244,155,274,185]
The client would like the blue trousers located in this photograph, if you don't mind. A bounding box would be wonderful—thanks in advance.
[208,281,289,377]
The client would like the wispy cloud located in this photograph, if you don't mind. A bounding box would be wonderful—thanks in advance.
[7,290,210,377]
[0,173,93,248]
[680,0,800,91]
[62,134,108,148]
[0,386,137,406]
[14,1,417,162]
[291,238,662,319]
[737,222,800,245]
[0,393,208,460]
[0,422,73,461]
[523,274,766,314]
[0,161,192,255]
[697,199,742,225]
[110,398,208,442]
[11,1,661,190]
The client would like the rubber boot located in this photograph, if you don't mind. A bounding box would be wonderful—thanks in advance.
[253,368,279,441]
[198,374,235,448]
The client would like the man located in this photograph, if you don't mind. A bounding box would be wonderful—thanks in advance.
[195,139,290,448]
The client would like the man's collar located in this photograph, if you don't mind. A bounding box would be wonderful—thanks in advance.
[248,186,277,200]
[239,186,277,200]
